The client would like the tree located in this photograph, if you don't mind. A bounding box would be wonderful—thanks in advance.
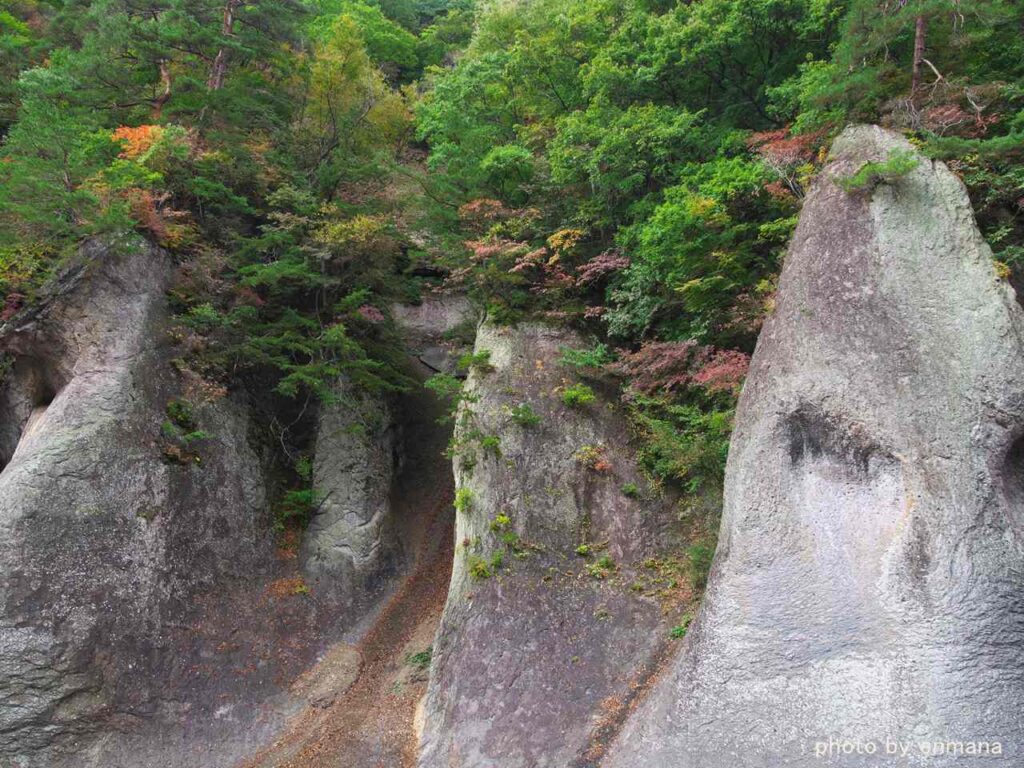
[0,64,128,246]
[296,15,410,194]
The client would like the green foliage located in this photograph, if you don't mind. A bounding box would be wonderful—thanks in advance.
[480,144,534,202]
[560,382,596,408]
[507,402,541,428]
[295,455,314,481]
[479,434,501,455]
[310,1,419,78]
[559,344,615,370]
[687,543,715,590]
[586,554,616,580]
[620,482,640,498]
[838,149,920,193]
[0,65,130,247]
[670,613,694,639]
[457,349,495,374]
[425,372,478,424]
[405,647,432,670]
[166,399,196,430]
[630,396,734,493]
[467,554,491,580]
[454,486,473,514]
[274,488,321,532]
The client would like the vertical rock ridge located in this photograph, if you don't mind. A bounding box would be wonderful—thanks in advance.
[604,125,1024,767]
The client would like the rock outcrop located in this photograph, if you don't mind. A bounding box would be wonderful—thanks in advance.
[301,387,402,616]
[418,322,687,768]
[0,240,298,767]
[605,125,1024,766]
[0,241,455,768]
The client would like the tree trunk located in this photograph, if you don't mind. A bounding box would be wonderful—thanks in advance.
[911,14,927,94]
[207,0,241,91]
[152,60,172,119]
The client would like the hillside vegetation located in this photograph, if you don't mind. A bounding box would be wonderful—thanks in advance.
[1,0,1021,514]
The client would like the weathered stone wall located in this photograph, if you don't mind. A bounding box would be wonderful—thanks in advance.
[0,240,285,766]
[0,255,474,767]
[301,386,401,615]
[419,321,685,768]
[605,125,1024,766]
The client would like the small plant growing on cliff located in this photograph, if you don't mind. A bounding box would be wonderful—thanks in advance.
[425,373,477,424]
[838,149,919,194]
[274,488,321,532]
[575,444,612,473]
[480,434,502,456]
[687,543,715,590]
[467,554,491,580]
[454,487,474,515]
[507,402,541,427]
[295,455,313,481]
[586,555,616,579]
[575,543,592,557]
[490,513,512,532]
[161,398,209,465]
[166,399,196,429]
[561,382,596,408]
[406,647,432,670]
[621,482,640,498]
[560,344,615,370]
[670,613,694,639]
[458,349,495,375]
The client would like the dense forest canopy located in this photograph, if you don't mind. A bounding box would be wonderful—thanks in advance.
[0,0,1022,507]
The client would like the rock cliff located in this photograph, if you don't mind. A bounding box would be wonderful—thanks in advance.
[419,321,687,768]
[0,240,297,767]
[605,125,1024,766]
[0,241,461,768]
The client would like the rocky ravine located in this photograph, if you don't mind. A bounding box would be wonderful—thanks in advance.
[604,126,1024,766]
[3,123,1023,768]
[0,237,470,768]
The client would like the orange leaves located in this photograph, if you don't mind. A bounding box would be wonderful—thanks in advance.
[112,125,163,158]
[123,187,190,247]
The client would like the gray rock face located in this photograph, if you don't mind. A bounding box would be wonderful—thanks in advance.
[302,293,475,614]
[419,322,685,768]
[392,294,476,375]
[605,126,1024,766]
[301,387,400,612]
[0,241,310,767]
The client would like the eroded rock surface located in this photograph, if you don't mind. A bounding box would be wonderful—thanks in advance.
[301,386,401,615]
[419,322,686,768]
[0,241,296,767]
[0,240,416,768]
[605,125,1024,766]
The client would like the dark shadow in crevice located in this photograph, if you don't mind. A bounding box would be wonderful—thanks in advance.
[786,404,894,477]
[999,430,1024,523]
[0,355,67,473]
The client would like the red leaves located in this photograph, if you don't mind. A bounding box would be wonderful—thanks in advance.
[576,249,630,286]
[611,341,750,397]
[691,349,751,394]
[357,305,385,323]
[1,293,26,322]
[748,128,822,170]
[921,103,999,138]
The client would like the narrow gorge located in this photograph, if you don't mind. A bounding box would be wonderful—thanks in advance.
[1,1,1023,766]
[1,124,1022,767]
